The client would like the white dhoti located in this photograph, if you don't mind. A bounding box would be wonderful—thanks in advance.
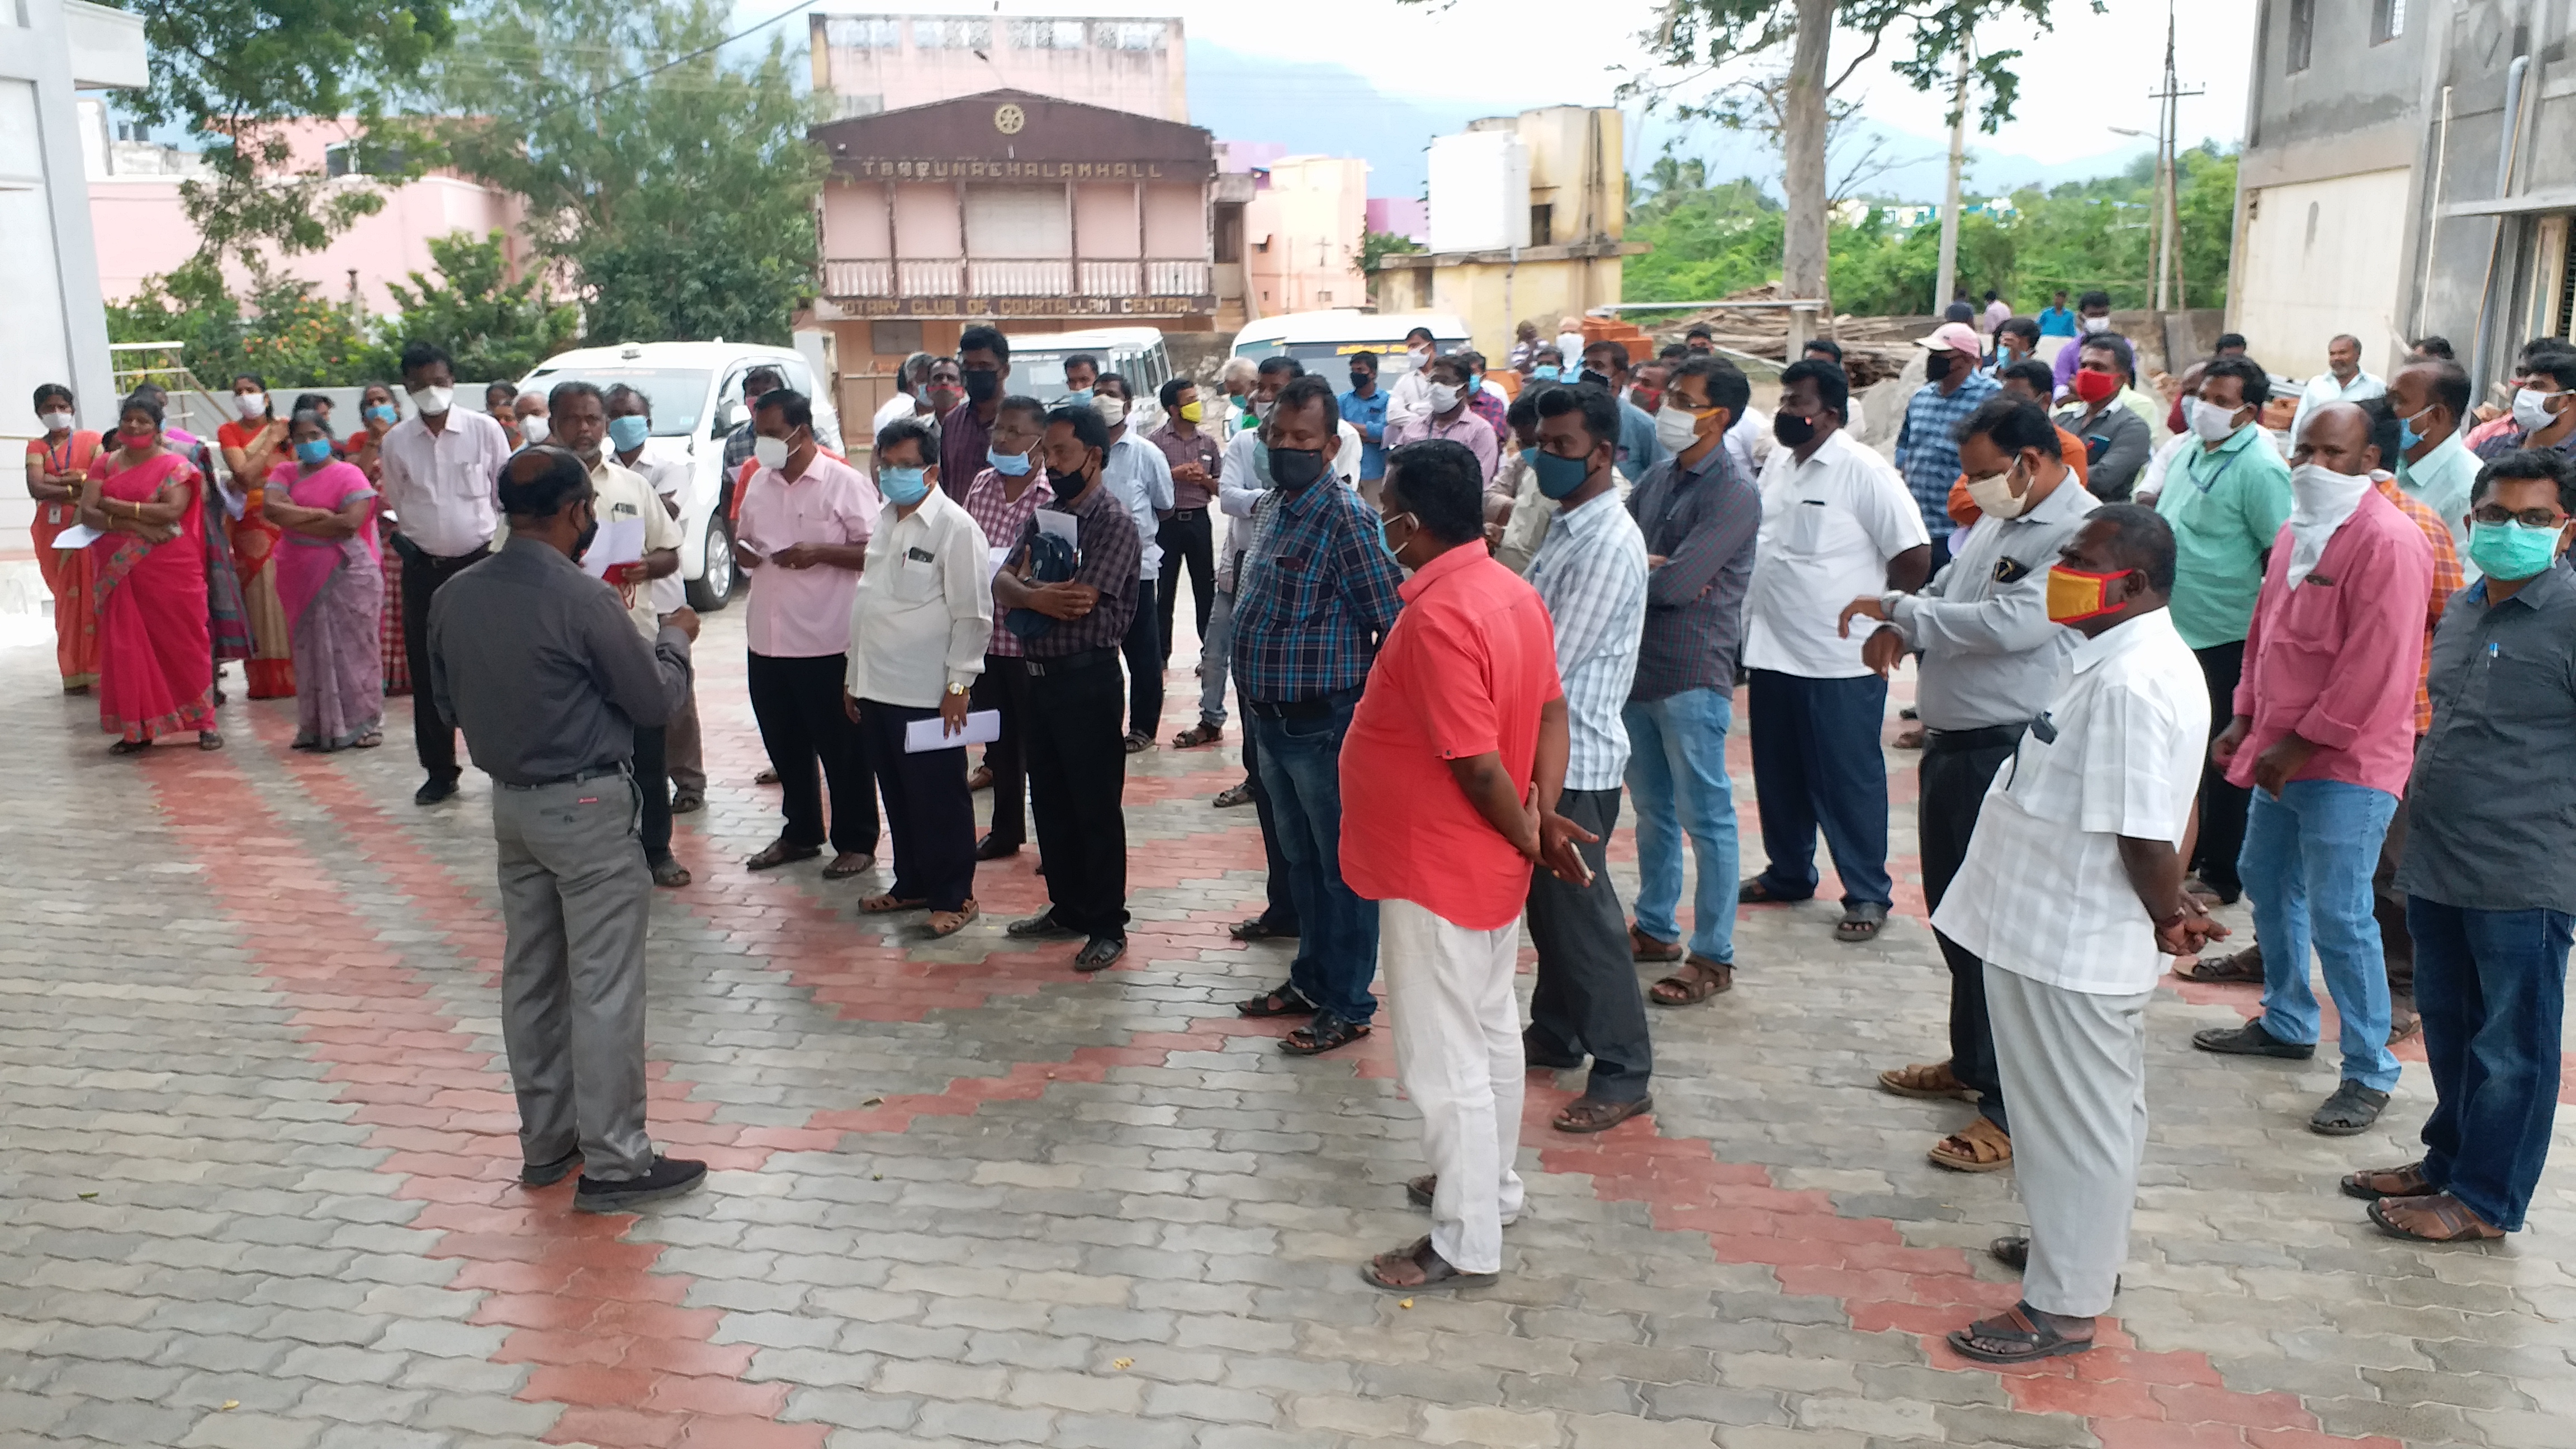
[1382,896,1527,1275]
[1984,962,2151,1318]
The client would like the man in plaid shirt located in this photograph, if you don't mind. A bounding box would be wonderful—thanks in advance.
[1895,322,2001,570]
[1229,376,1408,1057]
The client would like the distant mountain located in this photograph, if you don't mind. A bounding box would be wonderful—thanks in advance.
[1184,42,1538,200]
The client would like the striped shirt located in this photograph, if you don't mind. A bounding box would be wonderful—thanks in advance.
[1625,444,1764,702]
[1525,487,1649,789]
[959,466,1052,658]
[1893,370,2000,542]
[2373,472,2464,735]
[1230,477,1407,703]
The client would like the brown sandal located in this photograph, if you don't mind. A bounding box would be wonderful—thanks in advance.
[925,901,978,937]
[1172,722,1222,748]
[2368,1192,2504,1242]
[745,839,820,871]
[1928,1116,2013,1173]
[1360,1235,1497,1292]
[861,894,929,914]
[1552,1095,1652,1134]
[1878,1060,1980,1102]
[1629,923,1683,962]
[2175,944,2264,984]
[2341,1161,2433,1200]
[1648,956,1732,1006]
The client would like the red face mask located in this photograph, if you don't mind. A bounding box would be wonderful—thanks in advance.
[2072,369,2120,405]
[2166,396,2186,434]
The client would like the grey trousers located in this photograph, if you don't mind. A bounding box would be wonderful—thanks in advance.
[1196,587,1233,726]
[664,685,706,796]
[493,776,656,1182]
[1524,787,1652,1101]
[1985,964,2149,1318]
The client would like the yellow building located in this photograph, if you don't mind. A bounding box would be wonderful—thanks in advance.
[1373,106,1645,362]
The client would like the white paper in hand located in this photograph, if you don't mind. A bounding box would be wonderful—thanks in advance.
[1034,510,1078,550]
[905,709,1000,752]
[50,524,105,550]
[582,516,647,579]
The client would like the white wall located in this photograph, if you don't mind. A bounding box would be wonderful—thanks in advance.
[2233,168,2415,378]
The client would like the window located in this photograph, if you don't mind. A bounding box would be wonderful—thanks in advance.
[823,17,899,48]
[2288,0,2313,72]
[1093,21,1161,51]
[2372,0,2405,44]
[916,18,987,49]
[1530,203,1554,246]
[1008,19,1082,49]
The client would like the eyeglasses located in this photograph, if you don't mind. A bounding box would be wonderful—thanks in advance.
[2471,506,2569,529]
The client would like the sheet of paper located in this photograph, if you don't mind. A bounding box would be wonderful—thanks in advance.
[986,545,1010,582]
[582,517,647,579]
[50,524,104,550]
[905,709,1001,753]
[1035,510,1078,550]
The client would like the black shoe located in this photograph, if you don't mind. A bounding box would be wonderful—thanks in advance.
[1006,911,1083,941]
[1228,916,1298,942]
[669,792,705,815]
[2191,1020,2315,1059]
[975,834,1022,861]
[519,1150,581,1187]
[1073,935,1127,972]
[572,1156,707,1213]
[2310,1080,2392,1137]
[414,774,460,806]
[1521,1029,1586,1072]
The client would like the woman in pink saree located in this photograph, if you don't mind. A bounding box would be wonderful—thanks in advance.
[264,409,385,750]
[80,394,221,752]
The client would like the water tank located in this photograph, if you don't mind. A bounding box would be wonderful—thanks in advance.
[1427,131,1531,253]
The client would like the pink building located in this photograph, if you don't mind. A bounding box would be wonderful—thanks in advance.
[1242,156,1368,318]
[808,12,1186,122]
[1367,196,1428,244]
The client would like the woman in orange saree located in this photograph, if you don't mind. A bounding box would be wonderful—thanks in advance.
[82,394,220,752]
[23,382,101,692]
[216,373,295,698]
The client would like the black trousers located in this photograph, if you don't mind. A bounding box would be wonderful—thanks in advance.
[1121,577,1163,740]
[745,651,878,855]
[1524,788,1652,1102]
[634,724,673,866]
[1241,708,1299,931]
[1156,509,1216,668]
[857,699,977,911]
[970,653,1032,847]
[2190,639,2251,899]
[1920,735,2021,1131]
[1024,654,1129,937]
[399,542,487,779]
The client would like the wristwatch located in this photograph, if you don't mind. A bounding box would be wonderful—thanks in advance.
[946,682,969,698]
[1880,590,1907,619]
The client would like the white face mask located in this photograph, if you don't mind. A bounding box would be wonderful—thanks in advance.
[1654,402,1706,452]
[2081,314,2111,335]
[2289,461,2372,517]
[754,434,792,470]
[518,414,549,445]
[2190,396,2246,442]
[409,385,454,417]
[39,410,73,433]
[1963,463,2032,520]
[1092,392,1128,428]
[235,391,267,420]
[1426,382,1461,414]
[2512,386,2561,433]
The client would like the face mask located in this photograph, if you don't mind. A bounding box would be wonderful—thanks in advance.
[363,404,396,424]
[2290,461,2373,519]
[2071,368,2119,405]
[987,444,1032,477]
[754,434,792,470]
[572,508,599,564]
[2513,387,2561,433]
[608,415,650,452]
[2396,405,2437,453]
[1092,394,1128,428]
[121,427,158,454]
[235,392,267,420]
[1773,410,1818,448]
[1921,352,1956,383]
[518,415,550,446]
[1578,369,1611,390]
[1531,447,1593,500]
[1963,464,2030,520]
[2190,398,2246,442]
[293,438,334,466]
[963,366,1001,403]
[1269,446,1327,491]
[2081,314,2111,334]
[1408,346,1431,364]
[1378,510,1413,562]
[1178,399,1204,424]
[879,466,931,507]
[1063,387,1093,406]
[1256,397,1277,423]
[409,385,453,416]
[1348,370,1372,391]
[926,386,962,411]
[2468,519,2567,580]
[2046,564,2128,624]
[1655,403,1706,452]
[1426,383,1461,414]
[1631,387,1663,414]
[1046,460,1092,499]
[39,411,73,433]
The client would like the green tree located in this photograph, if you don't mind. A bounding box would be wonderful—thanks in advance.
[379,230,579,381]
[1359,230,1426,274]
[105,259,376,388]
[411,0,823,344]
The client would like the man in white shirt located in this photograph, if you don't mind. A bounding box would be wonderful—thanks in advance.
[605,383,707,815]
[1739,358,1930,945]
[1095,373,1176,751]
[1382,326,1441,434]
[871,352,937,435]
[842,418,993,939]
[2288,334,2386,444]
[552,382,688,887]
[378,340,515,806]
[1930,504,2222,1367]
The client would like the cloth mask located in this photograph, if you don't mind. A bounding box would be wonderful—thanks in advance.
[987,445,1032,477]
[753,434,792,470]
[1578,369,1612,390]
[608,416,650,452]
[878,466,930,506]
[1178,399,1204,424]
[2468,519,2566,580]
[572,510,599,564]
[1531,448,1593,500]
[1773,410,1818,448]
[1348,371,1372,391]
[963,367,1001,402]
[2512,387,2560,433]
[1655,404,1706,452]
[1963,465,2032,520]
[294,438,334,465]
[518,415,550,446]
[409,385,453,417]
[1922,352,1957,383]
[2190,398,2245,443]
[2071,368,2120,405]
[1268,446,1327,491]
[1426,383,1461,414]
[2081,314,2112,334]
[39,411,74,433]
[2045,565,2127,623]
[1630,386,1664,414]
[363,404,397,424]
[234,392,268,420]
[1091,394,1128,428]
[2284,462,2374,586]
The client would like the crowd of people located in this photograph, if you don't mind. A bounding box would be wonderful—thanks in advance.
[21,305,2572,1349]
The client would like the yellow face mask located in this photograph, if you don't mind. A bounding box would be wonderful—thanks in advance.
[2045,565,2127,624]
[1178,400,1204,424]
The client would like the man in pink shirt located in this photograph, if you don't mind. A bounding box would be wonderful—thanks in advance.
[2194,402,2432,1136]
[1338,437,1587,1293]
[733,389,885,879]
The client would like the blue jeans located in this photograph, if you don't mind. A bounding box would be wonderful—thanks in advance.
[1622,688,1739,962]
[2408,898,2570,1231]
[1251,695,1377,1025]
[1746,670,1893,908]
[2239,781,2401,1091]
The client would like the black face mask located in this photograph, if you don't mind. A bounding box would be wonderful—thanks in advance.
[1922,351,1956,382]
[571,506,600,562]
[1046,455,1093,499]
[963,366,1001,402]
[1269,446,1327,491]
[1348,370,1372,391]
[1773,411,1818,448]
[1579,368,1611,390]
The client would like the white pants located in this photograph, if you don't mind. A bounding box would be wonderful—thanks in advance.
[1382,897,1527,1274]
[1985,963,2150,1318]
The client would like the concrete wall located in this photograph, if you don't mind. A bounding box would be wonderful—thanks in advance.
[813,13,1186,122]
[1389,255,1625,364]
[2233,168,2416,376]
[1243,155,1367,316]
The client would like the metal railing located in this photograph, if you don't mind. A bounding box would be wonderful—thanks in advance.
[822,258,1214,300]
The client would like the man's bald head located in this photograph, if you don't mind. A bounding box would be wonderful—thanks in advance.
[2295,400,2377,477]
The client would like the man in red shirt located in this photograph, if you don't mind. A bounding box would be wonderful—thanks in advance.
[1339,437,1589,1292]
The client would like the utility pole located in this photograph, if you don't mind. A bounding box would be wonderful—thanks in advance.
[1933,44,1971,314]
[2146,0,2202,311]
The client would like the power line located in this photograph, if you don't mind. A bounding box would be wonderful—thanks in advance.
[519,0,820,119]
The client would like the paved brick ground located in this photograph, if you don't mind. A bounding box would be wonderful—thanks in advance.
[2,607,2571,1449]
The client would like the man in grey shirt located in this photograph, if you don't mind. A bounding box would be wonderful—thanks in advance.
[1840,396,2097,1176]
[428,447,705,1214]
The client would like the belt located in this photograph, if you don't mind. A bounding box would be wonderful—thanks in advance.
[1246,685,1363,721]
[1170,506,1208,520]
[1924,723,2027,755]
[499,761,629,790]
[1023,647,1119,678]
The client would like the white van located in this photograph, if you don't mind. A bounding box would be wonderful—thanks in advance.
[1228,310,1472,387]
[518,341,843,610]
[1003,326,1177,430]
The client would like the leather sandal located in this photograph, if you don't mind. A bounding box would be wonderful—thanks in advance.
[1236,982,1315,1018]
[1947,1303,2095,1365]
[1172,721,1222,748]
[1361,1235,1497,1292]
[1628,922,1683,962]
[820,852,877,880]
[1878,1059,1981,1102]
[1835,901,1889,944]
[745,839,820,871]
[2368,1192,2505,1243]
[1552,1095,1652,1134]
[1928,1116,2013,1173]
[2341,1161,2433,1201]
[649,858,692,889]
[968,765,993,791]
[2175,944,2265,984]
[925,901,978,938]
[1648,956,1732,1006]
[1280,1012,1369,1055]
[860,894,929,914]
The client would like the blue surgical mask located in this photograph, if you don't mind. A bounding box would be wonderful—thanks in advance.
[1531,447,1592,500]
[879,466,930,506]
[363,404,396,424]
[1063,387,1093,406]
[608,415,650,452]
[1530,366,1561,382]
[2395,404,2437,455]
[1379,510,1412,562]
[987,445,1033,477]
[294,438,333,465]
